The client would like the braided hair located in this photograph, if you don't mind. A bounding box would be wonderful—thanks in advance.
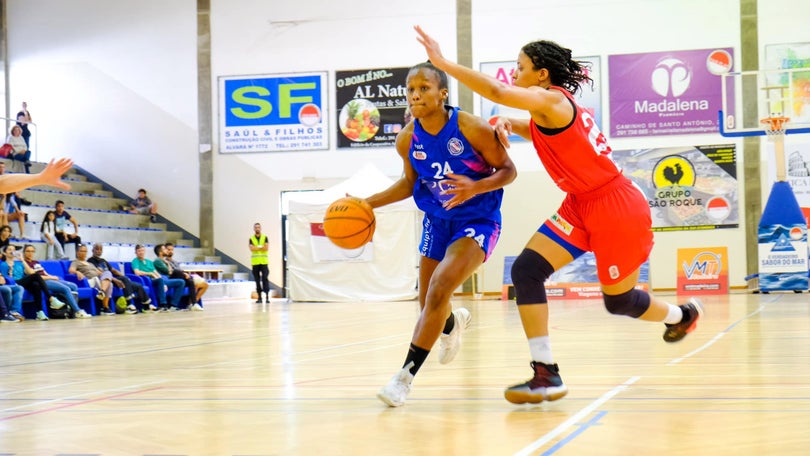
[521,40,592,95]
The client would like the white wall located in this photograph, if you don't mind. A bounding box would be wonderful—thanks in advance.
[7,0,199,234]
[8,0,810,292]
[209,0,452,286]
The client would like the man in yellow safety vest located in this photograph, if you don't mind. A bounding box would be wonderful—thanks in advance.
[249,223,270,303]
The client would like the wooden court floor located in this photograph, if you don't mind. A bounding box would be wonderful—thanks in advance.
[1,292,809,455]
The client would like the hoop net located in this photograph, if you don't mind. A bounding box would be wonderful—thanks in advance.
[761,116,790,141]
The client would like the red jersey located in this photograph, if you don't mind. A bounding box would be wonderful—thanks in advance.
[529,86,619,195]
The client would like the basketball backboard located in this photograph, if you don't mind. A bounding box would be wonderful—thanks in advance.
[720,67,810,137]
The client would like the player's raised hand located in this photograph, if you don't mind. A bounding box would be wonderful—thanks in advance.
[40,158,74,190]
[414,26,447,67]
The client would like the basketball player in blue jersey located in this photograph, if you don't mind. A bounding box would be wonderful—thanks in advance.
[365,62,517,407]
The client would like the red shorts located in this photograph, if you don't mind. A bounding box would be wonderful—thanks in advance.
[542,176,653,285]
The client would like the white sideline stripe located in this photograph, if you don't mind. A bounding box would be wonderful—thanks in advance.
[668,303,767,366]
[513,376,640,456]
[667,332,727,365]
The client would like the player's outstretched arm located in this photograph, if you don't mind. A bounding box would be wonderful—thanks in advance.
[414,25,559,115]
[0,158,73,194]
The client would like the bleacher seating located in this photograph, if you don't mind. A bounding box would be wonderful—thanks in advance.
[16,260,96,318]
[6,159,254,314]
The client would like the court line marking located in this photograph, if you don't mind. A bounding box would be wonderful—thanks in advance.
[518,295,780,454]
[0,381,163,416]
[540,410,607,456]
[512,376,640,456]
[668,302,768,366]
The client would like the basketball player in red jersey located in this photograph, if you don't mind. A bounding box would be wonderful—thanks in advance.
[415,26,704,405]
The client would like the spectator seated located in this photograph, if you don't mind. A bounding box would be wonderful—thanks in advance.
[124,260,192,308]
[40,259,96,315]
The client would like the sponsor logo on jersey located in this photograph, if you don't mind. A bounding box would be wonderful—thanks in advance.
[550,213,573,235]
[447,138,464,156]
[413,151,427,160]
[608,265,620,280]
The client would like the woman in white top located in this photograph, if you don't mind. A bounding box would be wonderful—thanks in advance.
[40,210,66,259]
[5,126,31,173]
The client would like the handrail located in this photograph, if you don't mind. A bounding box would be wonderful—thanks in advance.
[0,115,36,162]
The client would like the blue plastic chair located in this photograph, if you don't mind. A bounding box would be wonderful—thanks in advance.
[41,260,96,315]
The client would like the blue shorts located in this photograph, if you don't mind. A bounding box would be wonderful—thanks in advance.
[419,215,501,262]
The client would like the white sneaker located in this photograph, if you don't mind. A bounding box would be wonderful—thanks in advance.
[49,296,66,309]
[438,308,472,364]
[190,303,204,311]
[125,305,138,314]
[36,310,49,321]
[75,310,92,319]
[377,364,415,407]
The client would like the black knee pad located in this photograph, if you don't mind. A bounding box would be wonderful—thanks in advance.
[602,288,650,318]
[511,249,554,305]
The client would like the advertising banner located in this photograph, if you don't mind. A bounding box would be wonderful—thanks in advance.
[677,247,728,295]
[501,253,649,300]
[218,72,328,153]
[758,182,809,292]
[609,48,733,137]
[765,42,810,124]
[481,56,602,142]
[613,145,739,231]
[546,253,649,299]
[335,67,410,149]
[502,255,516,300]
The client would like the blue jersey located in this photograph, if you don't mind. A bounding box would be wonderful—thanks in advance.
[409,106,503,221]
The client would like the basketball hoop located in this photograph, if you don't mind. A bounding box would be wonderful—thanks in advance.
[761,116,790,140]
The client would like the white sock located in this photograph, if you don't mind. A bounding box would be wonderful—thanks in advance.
[528,336,554,364]
[663,304,684,324]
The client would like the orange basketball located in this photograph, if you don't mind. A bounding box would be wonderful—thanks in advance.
[323,197,376,249]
